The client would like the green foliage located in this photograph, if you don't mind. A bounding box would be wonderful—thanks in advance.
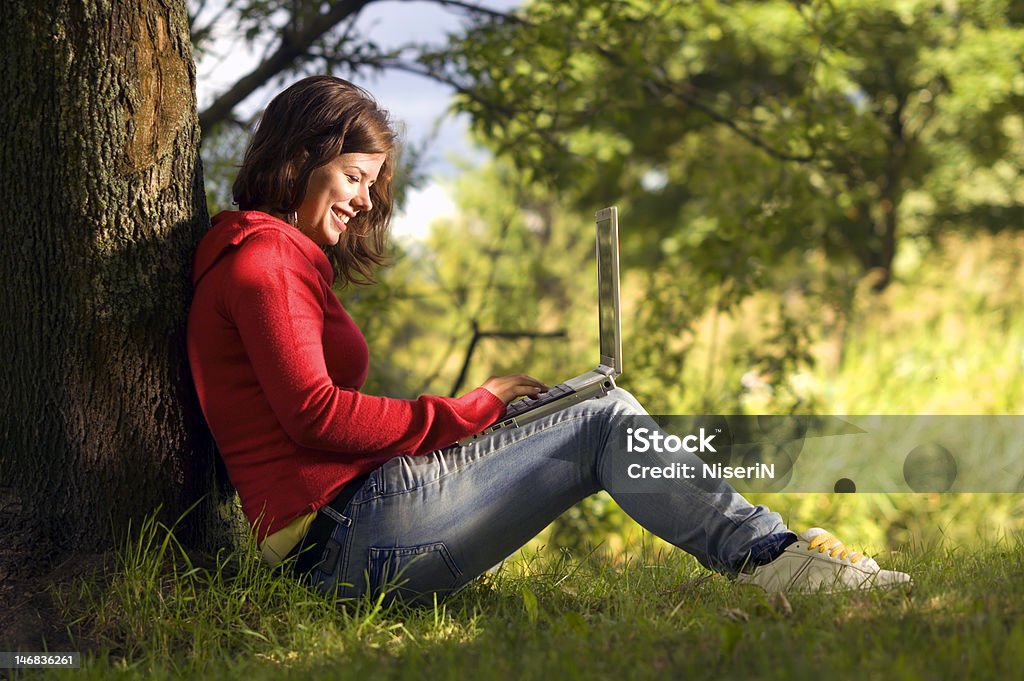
[439,0,1024,306]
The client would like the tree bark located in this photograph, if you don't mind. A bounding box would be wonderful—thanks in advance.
[0,0,223,562]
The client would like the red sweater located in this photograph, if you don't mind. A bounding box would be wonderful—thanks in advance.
[186,211,504,540]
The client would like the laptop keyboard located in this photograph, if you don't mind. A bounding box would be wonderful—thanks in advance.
[504,382,575,418]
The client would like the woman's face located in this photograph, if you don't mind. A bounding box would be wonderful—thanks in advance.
[295,152,387,246]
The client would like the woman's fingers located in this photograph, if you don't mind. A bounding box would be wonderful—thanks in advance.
[480,374,549,404]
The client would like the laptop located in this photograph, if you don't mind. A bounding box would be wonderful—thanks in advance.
[458,206,623,446]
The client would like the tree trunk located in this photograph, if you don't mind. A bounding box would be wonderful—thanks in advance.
[0,0,224,564]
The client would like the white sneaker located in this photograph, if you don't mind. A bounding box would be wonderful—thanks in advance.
[736,528,912,594]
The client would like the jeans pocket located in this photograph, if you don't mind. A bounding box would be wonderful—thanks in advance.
[368,542,463,605]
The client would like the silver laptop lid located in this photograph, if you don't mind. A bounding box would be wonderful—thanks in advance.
[596,207,622,376]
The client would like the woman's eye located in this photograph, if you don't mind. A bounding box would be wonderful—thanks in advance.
[347,175,359,183]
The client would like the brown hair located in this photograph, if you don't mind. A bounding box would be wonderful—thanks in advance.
[232,76,397,286]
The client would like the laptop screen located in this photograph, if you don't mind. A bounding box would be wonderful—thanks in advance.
[596,207,622,375]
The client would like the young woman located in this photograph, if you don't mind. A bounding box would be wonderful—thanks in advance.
[186,76,911,603]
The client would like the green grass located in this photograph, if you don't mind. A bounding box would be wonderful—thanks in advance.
[34,516,1024,680]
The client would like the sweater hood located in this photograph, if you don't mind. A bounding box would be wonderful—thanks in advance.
[193,210,334,288]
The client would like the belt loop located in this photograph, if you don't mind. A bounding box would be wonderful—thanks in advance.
[320,505,351,526]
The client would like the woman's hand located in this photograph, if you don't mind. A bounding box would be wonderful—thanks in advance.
[479,374,549,405]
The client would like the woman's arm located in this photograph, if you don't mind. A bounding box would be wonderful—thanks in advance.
[227,233,508,456]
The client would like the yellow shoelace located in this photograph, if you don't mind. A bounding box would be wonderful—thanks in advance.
[808,532,865,564]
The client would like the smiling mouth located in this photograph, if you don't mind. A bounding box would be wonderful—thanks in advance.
[331,207,351,228]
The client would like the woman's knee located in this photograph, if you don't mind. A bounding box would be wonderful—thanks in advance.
[567,388,649,447]
[600,387,647,417]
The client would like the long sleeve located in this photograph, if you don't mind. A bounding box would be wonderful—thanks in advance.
[225,231,504,457]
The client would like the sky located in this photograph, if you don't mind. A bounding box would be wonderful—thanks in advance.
[194,0,522,240]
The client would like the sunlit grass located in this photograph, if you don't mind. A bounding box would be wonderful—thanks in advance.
[46,516,1024,680]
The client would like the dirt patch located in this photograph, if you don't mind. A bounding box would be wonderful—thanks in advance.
[0,550,113,653]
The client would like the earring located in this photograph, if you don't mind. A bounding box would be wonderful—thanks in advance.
[288,211,298,226]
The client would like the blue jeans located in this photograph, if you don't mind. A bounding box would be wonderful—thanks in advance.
[309,388,788,603]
